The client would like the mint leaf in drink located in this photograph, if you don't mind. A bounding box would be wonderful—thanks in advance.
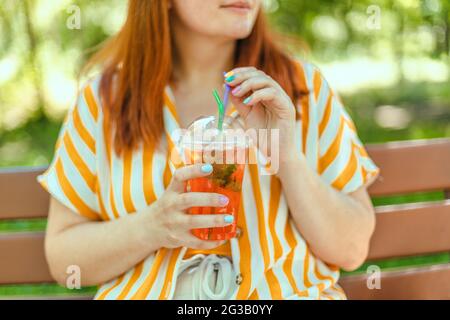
[211,164,240,191]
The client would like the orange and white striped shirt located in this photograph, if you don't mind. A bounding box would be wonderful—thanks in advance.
[37,60,379,300]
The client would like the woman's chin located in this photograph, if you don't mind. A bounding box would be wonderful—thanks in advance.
[223,24,254,39]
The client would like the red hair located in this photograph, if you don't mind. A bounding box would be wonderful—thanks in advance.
[85,0,306,155]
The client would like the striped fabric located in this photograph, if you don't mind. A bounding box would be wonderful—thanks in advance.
[37,60,379,300]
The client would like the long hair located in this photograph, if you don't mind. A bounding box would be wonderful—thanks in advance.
[84,0,306,155]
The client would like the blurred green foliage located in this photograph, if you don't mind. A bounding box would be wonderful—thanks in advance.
[0,0,449,167]
[271,0,450,61]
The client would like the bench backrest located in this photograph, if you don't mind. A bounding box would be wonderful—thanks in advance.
[0,138,449,299]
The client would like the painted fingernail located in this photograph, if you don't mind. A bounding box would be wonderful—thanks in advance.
[232,86,241,95]
[220,196,229,205]
[224,71,234,78]
[201,164,213,173]
[243,96,252,105]
[225,75,235,83]
[224,215,234,223]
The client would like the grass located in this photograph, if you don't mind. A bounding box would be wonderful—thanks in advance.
[0,219,47,233]
[342,253,450,276]
[371,191,445,207]
[0,284,97,298]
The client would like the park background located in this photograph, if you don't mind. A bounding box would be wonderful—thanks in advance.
[0,0,449,297]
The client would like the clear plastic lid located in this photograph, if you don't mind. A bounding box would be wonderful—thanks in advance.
[179,116,251,149]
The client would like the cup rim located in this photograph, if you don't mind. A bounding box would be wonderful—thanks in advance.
[179,140,251,148]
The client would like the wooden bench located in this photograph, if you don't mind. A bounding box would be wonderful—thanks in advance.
[1,138,449,300]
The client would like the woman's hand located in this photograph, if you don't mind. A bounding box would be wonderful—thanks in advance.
[145,163,233,250]
[45,163,232,286]
[224,67,297,161]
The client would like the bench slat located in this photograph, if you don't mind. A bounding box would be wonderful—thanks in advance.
[1,139,449,220]
[1,202,450,284]
[0,167,49,220]
[368,200,450,260]
[367,139,450,197]
[340,264,450,300]
[0,232,53,284]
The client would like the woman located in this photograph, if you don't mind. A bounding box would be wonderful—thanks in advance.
[39,0,379,300]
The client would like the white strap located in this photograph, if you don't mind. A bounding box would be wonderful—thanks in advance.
[191,255,234,300]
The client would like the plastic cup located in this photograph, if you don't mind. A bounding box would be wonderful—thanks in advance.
[179,116,250,240]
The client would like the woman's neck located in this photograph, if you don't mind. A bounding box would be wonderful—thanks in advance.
[171,18,236,88]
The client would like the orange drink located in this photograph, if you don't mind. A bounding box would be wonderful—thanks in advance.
[179,116,249,240]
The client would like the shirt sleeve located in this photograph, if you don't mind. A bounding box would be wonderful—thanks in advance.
[313,67,380,194]
[37,82,101,219]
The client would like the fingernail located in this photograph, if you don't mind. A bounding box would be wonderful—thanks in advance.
[201,164,213,173]
[220,196,229,205]
[224,215,234,223]
[243,96,252,105]
[225,75,235,83]
[224,71,234,78]
[232,86,241,95]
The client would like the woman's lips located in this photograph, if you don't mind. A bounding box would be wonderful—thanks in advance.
[221,1,252,14]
